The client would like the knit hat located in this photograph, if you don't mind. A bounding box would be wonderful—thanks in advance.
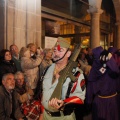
[19,47,29,58]
[55,37,70,51]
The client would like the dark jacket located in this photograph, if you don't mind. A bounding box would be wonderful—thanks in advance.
[0,60,17,85]
[0,85,24,120]
[85,54,94,66]
[12,56,22,71]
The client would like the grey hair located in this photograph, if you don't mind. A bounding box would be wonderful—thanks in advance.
[14,71,24,80]
[2,73,14,81]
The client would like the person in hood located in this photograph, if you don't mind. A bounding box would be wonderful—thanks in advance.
[86,46,119,120]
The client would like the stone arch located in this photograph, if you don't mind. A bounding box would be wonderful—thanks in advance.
[87,0,120,48]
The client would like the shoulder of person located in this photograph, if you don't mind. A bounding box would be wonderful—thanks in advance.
[0,86,5,96]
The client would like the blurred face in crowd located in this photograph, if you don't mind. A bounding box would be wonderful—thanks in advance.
[10,45,19,56]
[15,74,24,86]
[88,48,93,55]
[2,74,15,92]
[82,48,88,55]
[5,51,12,61]
[46,50,53,59]
[30,45,37,55]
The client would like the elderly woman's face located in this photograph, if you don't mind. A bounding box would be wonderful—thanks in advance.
[5,52,12,61]
[16,74,24,86]
[46,50,53,59]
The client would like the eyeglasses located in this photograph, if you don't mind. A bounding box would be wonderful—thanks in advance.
[11,48,17,51]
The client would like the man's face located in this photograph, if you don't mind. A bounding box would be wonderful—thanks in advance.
[52,47,68,62]
[10,45,19,56]
[2,74,15,91]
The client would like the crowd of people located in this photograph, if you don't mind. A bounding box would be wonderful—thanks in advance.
[0,43,52,120]
[0,37,120,120]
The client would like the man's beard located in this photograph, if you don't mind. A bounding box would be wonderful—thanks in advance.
[52,55,61,62]
[52,49,68,63]
[8,85,15,90]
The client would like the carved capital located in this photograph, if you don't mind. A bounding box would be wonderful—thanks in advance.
[87,8,103,14]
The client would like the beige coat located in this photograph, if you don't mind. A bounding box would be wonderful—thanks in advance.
[21,56,42,89]
[16,86,34,103]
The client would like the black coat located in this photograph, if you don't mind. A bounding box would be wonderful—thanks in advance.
[85,54,94,66]
[0,60,17,85]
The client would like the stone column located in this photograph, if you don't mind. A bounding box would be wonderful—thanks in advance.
[87,0,103,49]
[88,9,103,49]
[0,0,5,49]
[115,22,120,49]
[0,0,41,50]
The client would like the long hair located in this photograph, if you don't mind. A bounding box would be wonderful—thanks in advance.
[0,49,11,61]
